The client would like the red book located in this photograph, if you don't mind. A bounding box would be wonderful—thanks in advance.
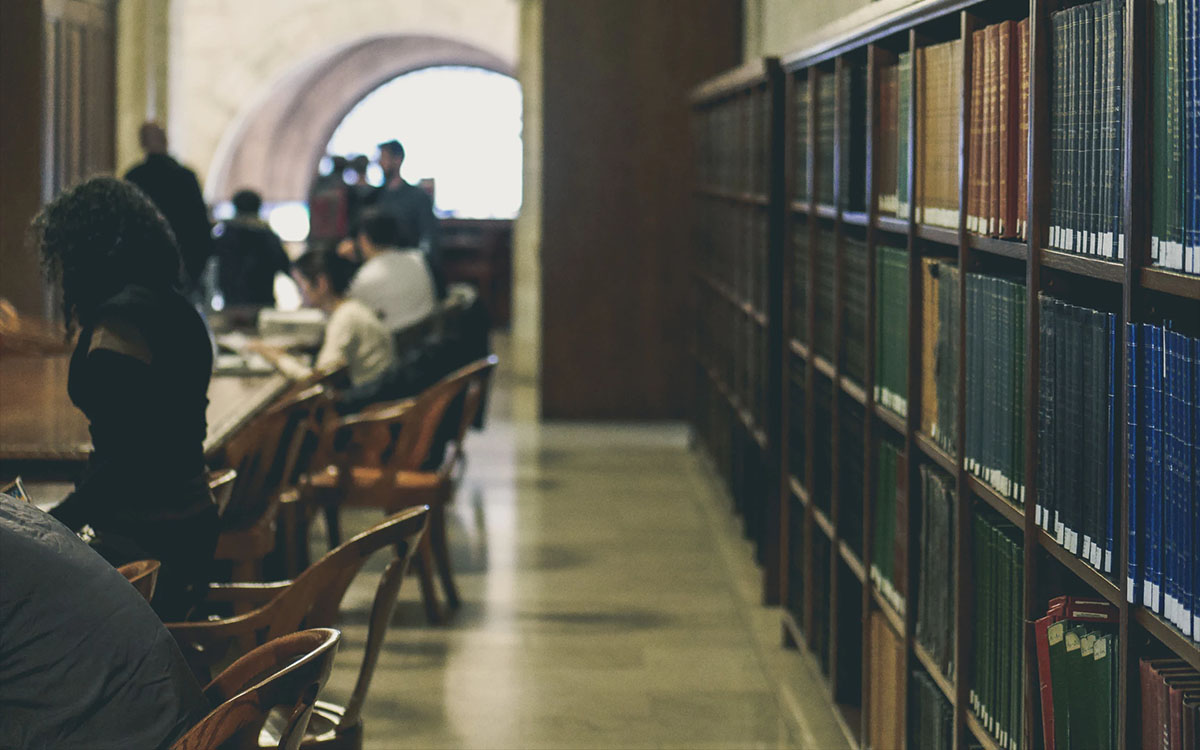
[1017,17,1030,239]
[1035,614,1058,750]
[997,21,1014,237]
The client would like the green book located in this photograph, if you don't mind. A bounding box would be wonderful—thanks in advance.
[1047,620,1071,749]
[897,52,912,217]
[1065,625,1089,748]
[1093,633,1113,750]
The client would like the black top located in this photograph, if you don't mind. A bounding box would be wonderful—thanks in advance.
[53,284,214,529]
[51,284,219,619]
[213,216,291,306]
[367,179,438,253]
[0,495,208,749]
[125,153,213,288]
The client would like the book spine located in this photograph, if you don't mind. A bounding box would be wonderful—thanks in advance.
[1018,18,1030,240]
[998,22,1013,238]
[1128,326,1137,602]
[1051,10,1066,249]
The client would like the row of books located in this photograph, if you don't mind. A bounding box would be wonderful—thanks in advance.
[967,19,1030,240]
[1127,324,1199,643]
[816,75,836,206]
[813,374,834,516]
[792,76,809,204]
[838,62,868,213]
[911,669,954,750]
[875,245,910,416]
[694,87,771,196]
[787,362,806,486]
[1034,597,1119,750]
[1139,659,1199,750]
[965,273,1027,504]
[870,436,907,615]
[842,236,869,386]
[814,228,836,361]
[914,39,964,229]
[839,397,866,556]
[694,200,770,317]
[1048,0,1126,261]
[867,611,906,750]
[971,513,1024,750]
[919,258,961,455]
[915,464,956,680]
[1150,0,1200,276]
[694,286,768,429]
[790,219,808,345]
[1036,295,1118,579]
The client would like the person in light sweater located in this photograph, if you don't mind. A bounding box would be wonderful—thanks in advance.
[290,248,397,388]
[342,208,437,333]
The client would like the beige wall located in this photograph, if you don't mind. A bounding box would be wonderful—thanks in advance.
[744,0,921,60]
[167,0,519,191]
[116,0,170,175]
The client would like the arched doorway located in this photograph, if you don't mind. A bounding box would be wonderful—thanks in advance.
[205,34,515,206]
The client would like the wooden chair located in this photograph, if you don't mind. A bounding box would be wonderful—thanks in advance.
[171,628,341,750]
[208,468,238,518]
[214,385,332,582]
[300,356,497,624]
[118,559,161,602]
[169,506,429,748]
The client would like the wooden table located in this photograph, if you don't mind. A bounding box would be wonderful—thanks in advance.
[0,353,289,474]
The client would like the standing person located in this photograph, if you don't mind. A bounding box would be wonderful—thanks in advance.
[308,155,350,245]
[124,121,213,294]
[370,140,440,261]
[212,188,291,307]
[345,208,437,334]
[33,176,220,621]
[345,153,375,232]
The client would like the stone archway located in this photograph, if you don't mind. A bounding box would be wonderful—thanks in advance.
[205,34,515,204]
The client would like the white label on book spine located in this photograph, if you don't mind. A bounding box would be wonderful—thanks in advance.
[1090,545,1101,571]
[1118,234,1125,260]
[1128,577,1135,604]
[1104,550,1111,574]
[1152,236,1160,262]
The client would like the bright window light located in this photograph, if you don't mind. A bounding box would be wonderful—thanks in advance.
[267,202,311,243]
[325,66,523,220]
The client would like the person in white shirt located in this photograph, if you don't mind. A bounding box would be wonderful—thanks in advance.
[291,248,397,387]
[342,208,437,333]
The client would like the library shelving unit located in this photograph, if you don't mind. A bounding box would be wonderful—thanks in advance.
[689,1,1200,749]
[690,60,786,604]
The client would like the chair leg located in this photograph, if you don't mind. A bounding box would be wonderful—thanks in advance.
[323,503,341,549]
[429,502,460,611]
[411,536,445,625]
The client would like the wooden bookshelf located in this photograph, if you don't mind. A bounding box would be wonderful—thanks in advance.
[692,1,1200,748]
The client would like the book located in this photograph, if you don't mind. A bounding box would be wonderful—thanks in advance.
[794,74,810,202]
[972,513,1024,749]
[1049,0,1126,261]
[877,62,900,215]
[915,464,955,678]
[876,245,909,417]
[816,71,836,205]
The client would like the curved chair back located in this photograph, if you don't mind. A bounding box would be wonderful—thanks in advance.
[117,559,161,602]
[220,385,329,528]
[171,628,340,750]
[168,506,428,674]
[331,356,499,497]
[207,468,238,519]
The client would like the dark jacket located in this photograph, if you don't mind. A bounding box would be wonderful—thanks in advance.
[214,216,291,306]
[0,495,208,749]
[125,154,213,289]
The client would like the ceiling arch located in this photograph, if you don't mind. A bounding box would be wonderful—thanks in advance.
[206,34,515,204]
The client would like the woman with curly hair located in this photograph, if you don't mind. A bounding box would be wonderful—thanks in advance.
[33,176,219,619]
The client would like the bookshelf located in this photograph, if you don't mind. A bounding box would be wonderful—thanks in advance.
[690,1,1200,749]
[690,59,786,605]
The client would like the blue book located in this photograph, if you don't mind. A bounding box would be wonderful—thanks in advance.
[1150,325,1164,613]
[1184,333,1195,637]
[1165,331,1176,626]
[1143,323,1156,608]
[1127,322,1140,603]
[1192,335,1199,642]
[1191,0,1200,272]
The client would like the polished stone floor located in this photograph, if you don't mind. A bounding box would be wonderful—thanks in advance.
[314,350,853,749]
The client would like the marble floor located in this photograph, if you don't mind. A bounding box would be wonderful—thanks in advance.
[315,344,855,750]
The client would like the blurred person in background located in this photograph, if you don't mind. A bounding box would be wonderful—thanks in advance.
[124,122,213,297]
[212,188,291,307]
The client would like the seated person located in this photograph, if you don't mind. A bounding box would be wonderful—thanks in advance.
[34,176,220,621]
[211,188,291,307]
[342,208,437,334]
[285,248,398,389]
[0,493,208,749]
